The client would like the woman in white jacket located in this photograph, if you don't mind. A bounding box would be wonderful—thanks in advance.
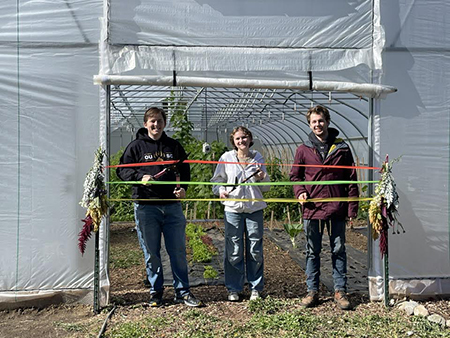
[211,126,270,302]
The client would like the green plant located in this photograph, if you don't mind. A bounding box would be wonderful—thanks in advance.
[168,94,228,220]
[53,321,87,333]
[203,265,219,280]
[185,223,218,263]
[109,246,142,269]
[263,157,301,222]
[248,295,289,314]
[106,322,150,338]
[283,222,304,248]
[357,185,369,220]
[109,149,134,222]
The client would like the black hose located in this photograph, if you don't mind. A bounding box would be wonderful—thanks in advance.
[97,305,117,338]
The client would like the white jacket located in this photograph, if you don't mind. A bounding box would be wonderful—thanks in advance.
[211,150,270,213]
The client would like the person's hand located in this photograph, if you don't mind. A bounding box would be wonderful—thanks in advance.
[220,191,229,199]
[142,175,153,185]
[255,170,266,181]
[298,192,308,205]
[173,187,186,199]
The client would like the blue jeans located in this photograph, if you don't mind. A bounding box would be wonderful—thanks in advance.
[304,219,347,292]
[134,202,190,297]
[224,210,264,292]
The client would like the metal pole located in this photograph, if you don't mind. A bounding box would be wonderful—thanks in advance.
[367,98,374,288]
[94,230,100,313]
[383,236,389,306]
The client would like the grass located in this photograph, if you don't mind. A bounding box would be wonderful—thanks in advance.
[109,246,142,269]
[53,321,88,333]
[102,297,450,338]
[104,223,449,337]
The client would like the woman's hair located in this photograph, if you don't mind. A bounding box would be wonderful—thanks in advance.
[229,126,254,150]
[306,105,331,124]
[144,107,167,124]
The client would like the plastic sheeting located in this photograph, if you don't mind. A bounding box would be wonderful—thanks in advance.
[0,1,107,308]
[104,0,384,74]
[367,0,450,300]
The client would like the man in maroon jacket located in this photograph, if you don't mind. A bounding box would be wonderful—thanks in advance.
[289,105,359,310]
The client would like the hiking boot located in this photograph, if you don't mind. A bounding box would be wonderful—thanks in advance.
[228,291,239,302]
[250,290,260,301]
[334,290,351,310]
[149,292,163,307]
[301,291,319,308]
[174,292,202,307]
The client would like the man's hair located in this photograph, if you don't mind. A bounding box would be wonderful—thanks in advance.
[229,126,254,150]
[144,107,167,124]
[306,105,331,124]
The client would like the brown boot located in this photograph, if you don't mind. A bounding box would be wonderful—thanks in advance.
[301,291,319,308]
[334,291,351,310]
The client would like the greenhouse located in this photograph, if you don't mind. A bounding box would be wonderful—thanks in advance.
[1,0,449,310]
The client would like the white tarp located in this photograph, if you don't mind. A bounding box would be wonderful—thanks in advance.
[368,0,450,300]
[0,0,107,308]
[105,0,383,74]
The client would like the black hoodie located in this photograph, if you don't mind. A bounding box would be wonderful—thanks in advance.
[117,128,190,202]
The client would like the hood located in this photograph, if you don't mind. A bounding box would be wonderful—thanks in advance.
[135,128,168,142]
[307,127,339,147]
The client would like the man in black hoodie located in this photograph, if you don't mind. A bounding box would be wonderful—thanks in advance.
[117,107,201,307]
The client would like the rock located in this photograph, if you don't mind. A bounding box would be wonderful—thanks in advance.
[446,319,450,328]
[413,304,429,317]
[398,301,418,315]
[427,314,446,327]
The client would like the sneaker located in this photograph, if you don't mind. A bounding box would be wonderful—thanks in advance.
[149,292,163,307]
[334,290,351,310]
[228,291,239,302]
[250,290,260,301]
[301,291,319,308]
[174,292,202,307]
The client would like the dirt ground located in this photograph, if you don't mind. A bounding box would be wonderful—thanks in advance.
[1,220,449,338]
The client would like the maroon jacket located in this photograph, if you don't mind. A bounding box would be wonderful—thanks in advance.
[289,133,359,220]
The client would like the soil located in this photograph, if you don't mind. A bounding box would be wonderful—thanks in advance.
[0,220,449,338]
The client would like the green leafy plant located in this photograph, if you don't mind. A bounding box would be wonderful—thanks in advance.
[168,94,227,219]
[283,222,304,248]
[263,157,301,222]
[185,223,218,263]
[109,149,134,222]
[203,265,219,280]
[357,185,369,220]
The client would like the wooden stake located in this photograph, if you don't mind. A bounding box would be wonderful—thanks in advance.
[287,205,291,225]
[193,202,198,220]
[270,210,274,229]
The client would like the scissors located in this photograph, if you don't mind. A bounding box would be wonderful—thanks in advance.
[151,152,189,182]
[228,168,262,193]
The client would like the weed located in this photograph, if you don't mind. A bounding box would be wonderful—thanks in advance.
[53,321,87,332]
[109,246,142,268]
[203,265,219,280]
[106,322,150,338]
[248,295,289,315]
